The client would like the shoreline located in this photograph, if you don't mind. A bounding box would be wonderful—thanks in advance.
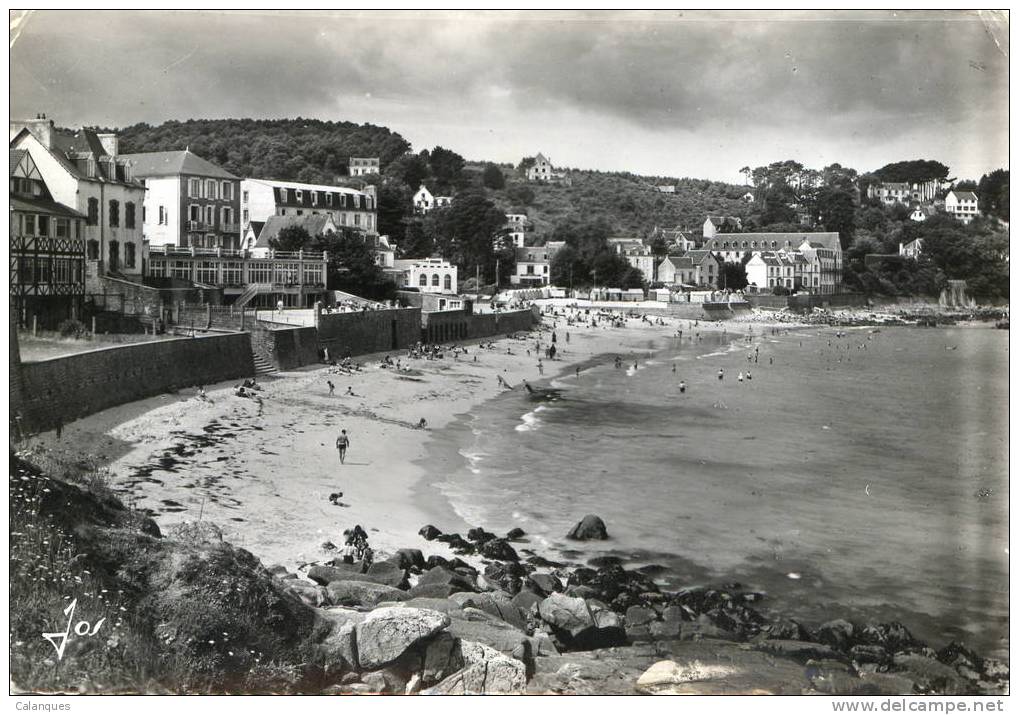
[28,310,738,574]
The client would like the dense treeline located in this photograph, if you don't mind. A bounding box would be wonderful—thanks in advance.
[113,118,411,184]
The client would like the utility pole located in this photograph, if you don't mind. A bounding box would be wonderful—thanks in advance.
[495,258,500,289]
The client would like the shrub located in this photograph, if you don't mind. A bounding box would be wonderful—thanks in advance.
[58,319,89,339]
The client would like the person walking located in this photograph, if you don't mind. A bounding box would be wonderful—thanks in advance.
[336,429,350,464]
[327,380,335,396]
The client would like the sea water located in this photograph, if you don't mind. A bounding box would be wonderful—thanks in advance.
[425,324,1009,660]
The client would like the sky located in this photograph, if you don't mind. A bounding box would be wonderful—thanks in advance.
[9,9,1010,184]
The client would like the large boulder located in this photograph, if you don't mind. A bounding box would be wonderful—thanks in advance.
[415,566,476,594]
[447,607,534,666]
[527,572,563,596]
[566,514,608,540]
[538,593,594,637]
[635,659,738,694]
[307,562,365,586]
[365,560,410,589]
[506,527,526,540]
[393,548,426,570]
[326,580,410,608]
[511,589,544,614]
[419,524,442,541]
[421,631,465,686]
[816,618,855,651]
[354,607,451,670]
[479,538,519,561]
[313,609,366,673]
[450,591,527,631]
[424,641,526,694]
[283,579,329,607]
[467,527,496,543]
[166,520,223,544]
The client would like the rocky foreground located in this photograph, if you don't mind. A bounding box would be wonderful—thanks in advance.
[10,454,1008,695]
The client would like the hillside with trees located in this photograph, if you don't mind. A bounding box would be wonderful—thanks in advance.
[113,118,412,184]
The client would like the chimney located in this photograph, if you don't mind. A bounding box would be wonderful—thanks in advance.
[97,133,119,158]
[10,116,55,150]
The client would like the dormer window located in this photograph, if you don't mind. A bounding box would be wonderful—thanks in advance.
[326,193,333,206]
[311,192,318,206]
[295,189,303,202]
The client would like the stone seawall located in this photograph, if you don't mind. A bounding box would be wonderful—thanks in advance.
[251,324,319,371]
[421,308,537,343]
[12,332,255,433]
[316,308,422,358]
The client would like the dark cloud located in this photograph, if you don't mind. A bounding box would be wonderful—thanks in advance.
[10,10,1007,180]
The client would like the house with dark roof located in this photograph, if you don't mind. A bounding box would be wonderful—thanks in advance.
[120,149,241,250]
[11,117,147,287]
[512,245,551,286]
[10,147,89,328]
[657,250,722,288]
[242,178,378,234]
[704,231,843,294]
[248,214,339,254]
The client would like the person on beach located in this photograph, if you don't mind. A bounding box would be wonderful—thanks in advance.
[746,371,752,381]
[418,418,428,430]
[737,371,744,383]
[575,366,581,378]
[717,368,724,381]
[672,364,676,373]
[538,359,544,376]
[336,429,350,464]
[327,380,335,396]
[679,380,687,393]
[346,386,356,396]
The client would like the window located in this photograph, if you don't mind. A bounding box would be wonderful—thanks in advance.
[109,200,120,227]
[205,233,216,248]
[206,180,217,199]
[149,259,167,277]
[24,214,35,235]
[242,190,249,203]
[108,240,119,270]
[125,202,136,229]
[311,192,318,206]
[444,275,452,290]
[296,210,303,216]
[326,193,333,206]
[196,260,218,284]
[55,218,69,238]
[125,242,136,268]
[170,259,192,279]
[419,274,427,287]
[87,198,99,225]
[280,209,286,216]
[189,204,201,222]
[303,265,321,285]
[159,205,166,224]
[242,209,249,223]
[432,274,440,287]
[222,207,232,226]
[189,178,201,197]
[354,214,361,226]
[295,189,303,203]
[87,240,100,259]
[248,263,272,284]
[205,206,215,225]
[222,261,243,285]
[74,220,81,239]
[222,182,232,200]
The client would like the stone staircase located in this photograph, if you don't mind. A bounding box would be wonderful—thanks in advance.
[251,350,276,376]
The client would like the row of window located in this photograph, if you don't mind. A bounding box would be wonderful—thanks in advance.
[13,257,84,286]
[418,273,454,289]
[187,204,235,226]
[13,213,83,239]
[149,259,323,286]
[715,240,794,250]
[85,198,137,229]
[271,209,374,230]
[188,178,235,201]
[275,188,373,210]
[84,239,137,268]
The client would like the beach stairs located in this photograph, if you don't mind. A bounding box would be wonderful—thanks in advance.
[251,349,276,376]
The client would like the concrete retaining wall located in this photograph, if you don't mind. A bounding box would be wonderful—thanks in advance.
[251,324,319,371]
[12,332,254,433]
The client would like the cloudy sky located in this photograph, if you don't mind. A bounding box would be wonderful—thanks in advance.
[10,10,1009,183]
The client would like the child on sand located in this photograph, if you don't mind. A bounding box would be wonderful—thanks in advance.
[327,381,335,396]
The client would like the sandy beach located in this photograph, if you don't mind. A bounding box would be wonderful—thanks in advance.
[28,309,737,574]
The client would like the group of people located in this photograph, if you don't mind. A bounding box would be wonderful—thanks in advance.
[339,524,374,571]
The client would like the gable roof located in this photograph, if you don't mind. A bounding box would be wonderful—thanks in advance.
[245,177,366,197]
[533,153,550,165]
[664,255,695,269]
[10,149,27,175]
[255,214,336,248]
[951,190,978,201]
[120,150,238,179]
[10,195,87,219]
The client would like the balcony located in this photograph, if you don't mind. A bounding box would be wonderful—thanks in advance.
[221,222,240,234]
[186,220,207,231]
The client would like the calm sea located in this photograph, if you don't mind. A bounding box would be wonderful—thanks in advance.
[424,323,1009,660]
